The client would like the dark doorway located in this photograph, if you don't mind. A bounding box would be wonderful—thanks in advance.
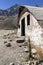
[21,18,25,36]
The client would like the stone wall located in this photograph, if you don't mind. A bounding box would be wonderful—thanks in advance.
[17,11,43,49]
[29,14,43,49]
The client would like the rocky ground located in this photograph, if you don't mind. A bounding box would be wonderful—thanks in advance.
[0,30,29,65]
[0,30,43,65]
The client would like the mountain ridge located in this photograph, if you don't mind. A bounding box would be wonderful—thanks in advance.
[0,4,20,16]
[0,4,20,29]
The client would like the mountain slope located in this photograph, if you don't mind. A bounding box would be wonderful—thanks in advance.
[0,4,19,16]
[0,15,18,29]
[0,4,19,29]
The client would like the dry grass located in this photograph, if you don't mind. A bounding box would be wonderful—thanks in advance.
[31,43,43,59]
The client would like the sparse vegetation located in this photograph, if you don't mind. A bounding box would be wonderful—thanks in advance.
[0,16,18,29]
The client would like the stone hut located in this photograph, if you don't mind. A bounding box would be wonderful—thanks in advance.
[17,5,43,48]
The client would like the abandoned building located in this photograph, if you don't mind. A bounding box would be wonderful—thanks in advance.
[17,5,43,48]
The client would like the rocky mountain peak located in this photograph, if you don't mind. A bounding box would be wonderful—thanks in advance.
[0,4,20,16]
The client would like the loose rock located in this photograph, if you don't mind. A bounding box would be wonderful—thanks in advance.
[9,39,12,42]
[10,62,15,65]
[32,48,37,54]
[17,63,22,65]
[24,47,29,53]
[5,43,11,47]
[4,41,7,44]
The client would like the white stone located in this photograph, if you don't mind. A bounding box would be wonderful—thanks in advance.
[24,47,29,52]
[10,62,14,65]
[32,48,37,54]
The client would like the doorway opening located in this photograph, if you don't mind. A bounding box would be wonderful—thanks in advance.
[21,18,25,36]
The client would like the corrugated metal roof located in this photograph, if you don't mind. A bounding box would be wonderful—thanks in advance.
[23,5,43,20]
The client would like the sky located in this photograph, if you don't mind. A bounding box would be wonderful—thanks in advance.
[0,0,43,9]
